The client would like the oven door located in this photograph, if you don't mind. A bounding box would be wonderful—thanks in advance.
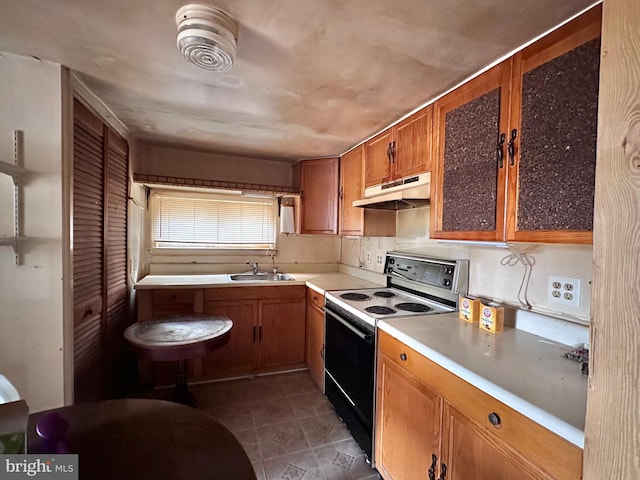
[324,305,375,459]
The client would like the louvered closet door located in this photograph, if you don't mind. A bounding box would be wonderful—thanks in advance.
[73,101,105,402]
[104,129,129,396]
[73,101,130,402]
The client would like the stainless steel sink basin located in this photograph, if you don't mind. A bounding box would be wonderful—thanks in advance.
[229,273,295,282]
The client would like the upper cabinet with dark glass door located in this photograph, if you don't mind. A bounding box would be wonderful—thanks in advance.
[431,5,601,244]
[365,106,432,188]
[506,6,601,243]
[431,61,511,241]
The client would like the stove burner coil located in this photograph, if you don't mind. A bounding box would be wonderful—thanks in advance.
[395,303,433,313]
[365,306,396,315]
[373,291,395,298]
[340,293,371,301]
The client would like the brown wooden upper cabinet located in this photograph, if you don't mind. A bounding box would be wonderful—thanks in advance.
[299,157,339,234]
[339,145,395,236]
[431,6,601,244]
[364,106,432,188]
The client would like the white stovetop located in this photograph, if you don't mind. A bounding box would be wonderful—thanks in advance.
[378,314,587,448]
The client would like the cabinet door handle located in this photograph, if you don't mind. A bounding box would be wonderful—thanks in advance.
[508,128,518,166]
[428,454,437,480]
[438,463,447,480]
[320,345,325,360]
[496,132,505,169]
[252,326,257,343]
[390,141,396,163]
[400,352,408,361]
[386,142,393,164]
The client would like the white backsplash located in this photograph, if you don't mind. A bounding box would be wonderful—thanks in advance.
[149,232,341,275]
[339,206,593,344]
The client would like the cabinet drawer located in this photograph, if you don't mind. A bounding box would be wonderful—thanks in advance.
[378,330,582,479]
[306,288,324,312]
[153,289,196,305]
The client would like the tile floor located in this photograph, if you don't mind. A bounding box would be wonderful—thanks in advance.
[187,371,381,480]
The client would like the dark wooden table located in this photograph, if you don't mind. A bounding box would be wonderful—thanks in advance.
[28,399,256,480]
[124,314,232,405]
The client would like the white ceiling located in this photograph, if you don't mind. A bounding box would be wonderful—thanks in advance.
[0,0,596,161]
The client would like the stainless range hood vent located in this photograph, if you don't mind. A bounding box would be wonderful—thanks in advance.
[353,173,430,210]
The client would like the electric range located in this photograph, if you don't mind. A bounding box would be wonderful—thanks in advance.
[322,251,469,466]
[325,252,469,325]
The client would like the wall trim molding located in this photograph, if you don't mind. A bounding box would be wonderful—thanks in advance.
[71,73,129,140]
[134,173,298,194]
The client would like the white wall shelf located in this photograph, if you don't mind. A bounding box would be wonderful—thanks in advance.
[0,130,25,265]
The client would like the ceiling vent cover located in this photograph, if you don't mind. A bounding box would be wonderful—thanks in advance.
[176,4,238,72]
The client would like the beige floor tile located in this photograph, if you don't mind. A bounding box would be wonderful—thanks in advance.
[251,397,297,427]
[313,439,375,480]
[263,449,324,480]
[232,430,263,466]
[256,420,310,460]
[204,403,254,432]
[288,392,335,419]
[299,413,352,448]
[278,372,320,396]
[253,461,267,480]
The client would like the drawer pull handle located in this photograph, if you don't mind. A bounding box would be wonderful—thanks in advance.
[488,412,502,428]
[399,353,408,361]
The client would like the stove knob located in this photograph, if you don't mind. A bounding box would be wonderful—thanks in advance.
[389,259,395,265]
[444,266,454,275]
[386,266,393,273]
[442,278,451,287]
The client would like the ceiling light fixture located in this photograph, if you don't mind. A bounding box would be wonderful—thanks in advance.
[175,4,238,72]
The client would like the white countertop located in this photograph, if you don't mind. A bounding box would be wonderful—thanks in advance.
[378,314,587,448]
[134,272,382,294]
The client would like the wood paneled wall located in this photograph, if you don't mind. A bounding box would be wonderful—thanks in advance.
[584,0,640,477]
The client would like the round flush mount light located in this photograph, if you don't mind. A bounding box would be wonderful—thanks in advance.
[176,4,238,72]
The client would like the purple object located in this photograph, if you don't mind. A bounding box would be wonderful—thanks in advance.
[35,412,70,453]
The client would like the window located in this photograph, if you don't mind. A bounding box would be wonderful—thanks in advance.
[151,190,276,250]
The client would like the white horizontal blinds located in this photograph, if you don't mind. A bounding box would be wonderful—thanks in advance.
[152,191,276,248]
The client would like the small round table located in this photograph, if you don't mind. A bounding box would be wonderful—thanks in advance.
[28,399,256,480]
[125,313,232,405]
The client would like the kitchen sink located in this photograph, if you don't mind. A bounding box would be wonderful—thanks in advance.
[229,273,295,282]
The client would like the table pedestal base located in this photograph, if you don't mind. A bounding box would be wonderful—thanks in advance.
[173,359,195,406]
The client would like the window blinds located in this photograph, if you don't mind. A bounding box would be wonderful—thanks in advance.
[152,191,276,249]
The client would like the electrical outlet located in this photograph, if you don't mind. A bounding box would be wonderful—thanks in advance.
[375,253,384,265]
[365,252,372,264]
[548,275,580,308]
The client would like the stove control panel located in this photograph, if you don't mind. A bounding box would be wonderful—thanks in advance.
[384,252,469,297]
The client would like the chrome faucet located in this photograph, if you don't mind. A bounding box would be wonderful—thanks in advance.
[246,261,259,274]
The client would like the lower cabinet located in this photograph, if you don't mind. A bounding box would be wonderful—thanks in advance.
[305,288,325,390]
[136,286,306,383]
[375,330,582,480]
[202,286,306,378]
[375,359,441,480]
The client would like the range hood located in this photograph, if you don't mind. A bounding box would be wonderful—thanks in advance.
[353,173,430,210]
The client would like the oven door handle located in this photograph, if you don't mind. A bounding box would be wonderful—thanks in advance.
[329,312,374,343]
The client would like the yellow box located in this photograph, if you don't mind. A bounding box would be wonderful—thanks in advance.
[479,303,504,334]
[459,296,480,323]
